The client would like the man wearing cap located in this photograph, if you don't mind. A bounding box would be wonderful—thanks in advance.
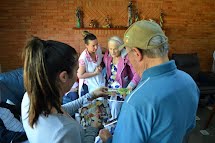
[99,20,199,143]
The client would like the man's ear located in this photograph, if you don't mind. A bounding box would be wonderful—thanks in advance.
[59,71,69,83]
[132,47,143,61]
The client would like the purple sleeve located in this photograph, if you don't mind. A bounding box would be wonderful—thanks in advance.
[126,56,141,89]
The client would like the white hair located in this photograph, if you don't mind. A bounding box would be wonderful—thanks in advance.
[108,36,124,47]
[143,35,169,58]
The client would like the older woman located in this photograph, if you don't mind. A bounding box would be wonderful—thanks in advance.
[103,36,140,120]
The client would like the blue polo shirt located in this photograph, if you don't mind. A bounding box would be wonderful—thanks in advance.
[109,60,199,143]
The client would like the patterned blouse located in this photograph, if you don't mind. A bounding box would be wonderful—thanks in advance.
[107,63,124,101]
[108,63,120,89]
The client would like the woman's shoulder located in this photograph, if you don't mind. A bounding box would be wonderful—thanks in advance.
[103,50,109,58]
[79,49,88,60]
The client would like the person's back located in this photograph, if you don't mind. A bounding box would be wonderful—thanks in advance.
[114,61,199,143]
[22,93,84,143]
[148,69,199,143]
[99,20,199,143]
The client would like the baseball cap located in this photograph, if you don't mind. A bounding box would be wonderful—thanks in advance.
[120,20,168,50]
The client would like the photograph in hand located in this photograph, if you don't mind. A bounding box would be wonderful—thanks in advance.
[103,118,117,135]
[107,88,131,101]
[79,100,111,128]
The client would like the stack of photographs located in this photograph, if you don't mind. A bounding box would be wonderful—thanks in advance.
[79,100,111,128]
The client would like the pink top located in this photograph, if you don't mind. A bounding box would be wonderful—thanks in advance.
[103,49,140,89]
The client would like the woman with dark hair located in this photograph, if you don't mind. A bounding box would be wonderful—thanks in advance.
[77,31,105,97]
[21,37,108,143]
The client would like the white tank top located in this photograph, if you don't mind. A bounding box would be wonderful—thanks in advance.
[78,47,105,97]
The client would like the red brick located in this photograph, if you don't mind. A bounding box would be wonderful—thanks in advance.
[0,0,215,72]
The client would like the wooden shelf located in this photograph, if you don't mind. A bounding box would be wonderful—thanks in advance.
[73,27,127,30]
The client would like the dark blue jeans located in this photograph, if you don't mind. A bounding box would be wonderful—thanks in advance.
[81,83,89,97]
[62,92,79,104]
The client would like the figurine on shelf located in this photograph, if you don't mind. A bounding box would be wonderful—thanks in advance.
[102,15,111,28]
[160,11,164,28]
[128,1,133,27]
[134,10,139,22]
[75,7,83,28]
[89,20,94,28]
[89,20,97,28]
[149,19,156,23]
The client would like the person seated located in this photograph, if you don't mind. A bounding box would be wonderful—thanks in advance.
[0,68,25,113]
[62,80,79,105]
[0,101,28,143]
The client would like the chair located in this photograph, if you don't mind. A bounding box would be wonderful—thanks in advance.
[0,68,25,112]
[172,53,215,129]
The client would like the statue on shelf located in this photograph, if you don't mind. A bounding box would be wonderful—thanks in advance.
[128,1,133,27]
[149,19,156,23]
[160,11,164,28]
[102,15,111,28]
[75,7,83,28]
[89,20,97,28]
[134,10,139,22]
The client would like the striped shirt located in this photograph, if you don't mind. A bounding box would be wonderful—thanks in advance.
[0,107,24,132]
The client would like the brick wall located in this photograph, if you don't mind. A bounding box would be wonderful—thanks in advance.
[0,0,215,72]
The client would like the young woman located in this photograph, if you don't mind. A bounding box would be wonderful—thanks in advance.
[77,31,105,97]
[103,36,140,120]
[21,37,108,143]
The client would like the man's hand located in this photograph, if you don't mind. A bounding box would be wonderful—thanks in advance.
[99,129,112,143]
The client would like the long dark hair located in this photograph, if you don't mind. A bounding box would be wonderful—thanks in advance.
[82,31,97,45]
[22,36,78,128]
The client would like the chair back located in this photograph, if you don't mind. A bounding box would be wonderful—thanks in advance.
[172,53,200,81]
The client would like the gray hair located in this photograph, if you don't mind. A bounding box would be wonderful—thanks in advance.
[108,36,124,48]
[142,35,169,58]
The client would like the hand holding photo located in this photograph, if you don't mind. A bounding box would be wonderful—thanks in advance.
[108,88,130,95]
[117,88,131,95]
[107,88,117,96]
